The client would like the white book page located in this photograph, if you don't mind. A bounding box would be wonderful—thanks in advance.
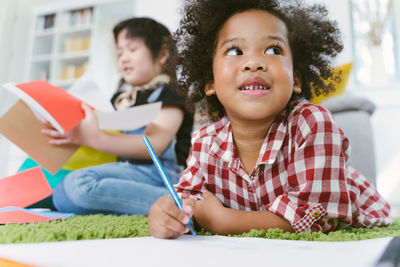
[97,102,162,131]
[68,75,115,113]
[2,82,65,134]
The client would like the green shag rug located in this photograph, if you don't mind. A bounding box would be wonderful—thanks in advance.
[0,215,399,244]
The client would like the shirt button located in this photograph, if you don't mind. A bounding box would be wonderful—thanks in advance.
[312,210,321,218]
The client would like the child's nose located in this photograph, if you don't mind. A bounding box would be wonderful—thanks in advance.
[242,58,266,72]
[119,53,129,62]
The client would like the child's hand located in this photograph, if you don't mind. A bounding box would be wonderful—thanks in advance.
[41,103,99,146]
[148,195,195,239]
[194,191,225,233]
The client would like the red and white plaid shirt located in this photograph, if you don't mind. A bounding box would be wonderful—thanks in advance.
[176,101,391,233]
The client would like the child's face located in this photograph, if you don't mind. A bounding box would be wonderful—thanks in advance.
[205,9,301,123]
[116,29,163,86]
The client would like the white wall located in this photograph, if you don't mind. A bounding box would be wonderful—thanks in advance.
[0,0,57,177]
[306,0,353,65]
[132,0,181,32]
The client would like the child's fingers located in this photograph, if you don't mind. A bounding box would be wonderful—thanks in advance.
[148,196,189,239]
[48,138,71,145]
[182,198,196,217]
[39,118,55,129]
[41,128,66,138]
[157,212,189,237]
[150,219,188,239]
[158,195,190,225]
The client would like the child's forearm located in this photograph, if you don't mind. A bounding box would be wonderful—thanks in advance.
[87,130,151,159]
[87,107,183,159]
[193,192,294,235]
[203,207,294,235]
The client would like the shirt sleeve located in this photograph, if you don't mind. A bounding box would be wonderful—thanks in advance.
[175,137,207,200]
[157,85,186,111]
[265,106,353,233]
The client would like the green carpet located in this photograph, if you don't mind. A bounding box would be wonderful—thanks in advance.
[0,215,399,244]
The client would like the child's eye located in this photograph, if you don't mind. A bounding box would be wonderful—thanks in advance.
[226,47,243,56]
[265,46,281,55]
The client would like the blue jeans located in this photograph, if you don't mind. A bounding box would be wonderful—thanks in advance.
[52,128,182,215]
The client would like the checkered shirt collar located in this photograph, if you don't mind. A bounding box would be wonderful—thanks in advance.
[208,110,288,167]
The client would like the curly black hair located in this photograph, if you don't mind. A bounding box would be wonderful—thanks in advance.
[174,0,343,121]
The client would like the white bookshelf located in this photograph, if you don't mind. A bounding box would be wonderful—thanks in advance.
[25,0,134,90]
[2,0,134,177]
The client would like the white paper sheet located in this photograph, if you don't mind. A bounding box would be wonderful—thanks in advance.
[68,75,115,113]
[66,76,162,131]
[0,235,391,267]
[97,101,162,131]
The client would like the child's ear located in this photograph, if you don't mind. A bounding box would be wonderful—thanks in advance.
[293,71,302,94]
[158,48,170,66]
[204,82,216,96]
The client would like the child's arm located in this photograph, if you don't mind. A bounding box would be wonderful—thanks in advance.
[194,192,293,235]
[42,103,184,159]
[148,195,196,239]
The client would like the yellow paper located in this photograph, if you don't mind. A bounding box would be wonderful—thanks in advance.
[63,146,116,170]
[62,130,120,170]
[310,62,353,104]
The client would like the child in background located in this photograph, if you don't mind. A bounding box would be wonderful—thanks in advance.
[148,0,391,238]
[42,17,193,215]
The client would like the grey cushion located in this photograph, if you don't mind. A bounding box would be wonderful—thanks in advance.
[320,94,376,115]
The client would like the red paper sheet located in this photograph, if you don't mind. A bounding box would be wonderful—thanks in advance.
[0,210,58,224]
[15,81,85,133]
[0,167,52,208]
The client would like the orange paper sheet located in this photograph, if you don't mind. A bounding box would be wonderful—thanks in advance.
[0,167,52,208]
[0,210,57,224]
[13,81,85,133]
[0,257,36,267]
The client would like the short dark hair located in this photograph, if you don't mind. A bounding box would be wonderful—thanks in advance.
[113,17,177,79]
[113,17,170,60]
[174,0,343,121]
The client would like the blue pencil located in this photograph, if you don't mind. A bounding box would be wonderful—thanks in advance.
[143,136,197,236]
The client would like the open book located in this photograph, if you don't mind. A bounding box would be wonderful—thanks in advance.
[3,81,85,134]
[0,80,161,174]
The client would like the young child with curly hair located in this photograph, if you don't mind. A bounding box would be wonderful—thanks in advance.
[148,0,391,238]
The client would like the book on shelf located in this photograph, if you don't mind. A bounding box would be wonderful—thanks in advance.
[36,14,56,31]
[61,61,88,80]
[64,37,91,52]
[63,7,93,29]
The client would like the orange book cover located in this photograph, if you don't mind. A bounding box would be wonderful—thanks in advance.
[3,80,85,134]
[0,100,78,174]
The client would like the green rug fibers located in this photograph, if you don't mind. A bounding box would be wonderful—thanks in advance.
[0,215,399,244]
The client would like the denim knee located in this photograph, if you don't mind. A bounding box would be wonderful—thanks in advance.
[53,176,114,214]
[53,178,85,213]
